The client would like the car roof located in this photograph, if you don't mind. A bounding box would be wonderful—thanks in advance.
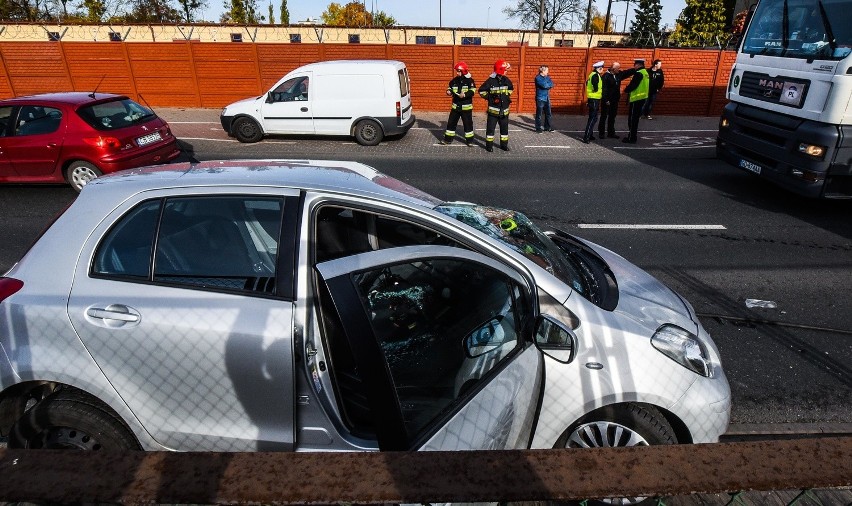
[0,92,127,106]
[87,160,443,208]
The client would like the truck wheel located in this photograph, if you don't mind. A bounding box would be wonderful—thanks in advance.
[8,390,140,450]
[233,117,264,143]
[354,119,384,146]
[66,161,102,192]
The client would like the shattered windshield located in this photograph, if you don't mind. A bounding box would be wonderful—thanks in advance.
[434,203,588,296]
[742,0,852,60]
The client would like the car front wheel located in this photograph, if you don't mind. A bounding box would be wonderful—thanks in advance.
[8,390,140,450]
[233,117,264,143]
[354,119,383,146]
[66,161,103,192]
[557,403,677,505]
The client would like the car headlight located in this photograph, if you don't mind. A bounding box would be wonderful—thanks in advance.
[651,324,712,377]
[221,108,227,116]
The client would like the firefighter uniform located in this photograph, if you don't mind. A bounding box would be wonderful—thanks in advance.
[623,59,649,143]
[442,62,477,146]
[479,59,514,152]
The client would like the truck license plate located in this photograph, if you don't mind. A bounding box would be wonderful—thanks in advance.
[739,159,762,175]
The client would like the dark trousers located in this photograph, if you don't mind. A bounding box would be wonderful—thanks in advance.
[485,114,509,148]
[583,99,600,141]
[598,98,619,136]
[626,99,646,142]
[444,108,474,143]
[641,92,658,117]
[535,99,552,131]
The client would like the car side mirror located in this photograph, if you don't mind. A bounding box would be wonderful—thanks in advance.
[534,314,578,364]
[266,92,274,103]
[464,316,506,358]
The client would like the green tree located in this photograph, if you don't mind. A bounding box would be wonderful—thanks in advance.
[0,0,51,20]
[629,0,661,35]
[279,0,288,24]
[267,0,273,23]
[176,0,207,21]
[503,0,583,31]
[81,0,106,21]
[372,10,395,27]
[321,1,394,27]
[671,0,728,46]
[122,0,181,22]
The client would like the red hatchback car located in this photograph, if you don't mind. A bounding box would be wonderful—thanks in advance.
[0,92,180,191]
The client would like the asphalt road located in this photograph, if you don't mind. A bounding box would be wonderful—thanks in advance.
[1,109,850,437]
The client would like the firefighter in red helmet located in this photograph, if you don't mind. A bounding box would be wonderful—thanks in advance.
[440,61,477,146]
[478,59,514,152]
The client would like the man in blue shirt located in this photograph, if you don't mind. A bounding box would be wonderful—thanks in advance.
[534,65,554,133]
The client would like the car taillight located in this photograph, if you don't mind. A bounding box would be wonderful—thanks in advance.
[396,101,401,118]
[83,136,122,150]
[0,278,23,303]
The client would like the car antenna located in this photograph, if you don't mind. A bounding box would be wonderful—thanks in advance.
[137,92,156,113]
[89,75,106,99]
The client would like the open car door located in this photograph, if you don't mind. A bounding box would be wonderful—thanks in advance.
[314,245,544,451]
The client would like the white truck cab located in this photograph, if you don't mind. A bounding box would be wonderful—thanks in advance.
[221,60,414,146]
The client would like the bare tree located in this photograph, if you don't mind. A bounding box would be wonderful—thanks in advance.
[503,0,584,31]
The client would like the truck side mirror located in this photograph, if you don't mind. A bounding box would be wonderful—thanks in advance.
[534,315,578,364]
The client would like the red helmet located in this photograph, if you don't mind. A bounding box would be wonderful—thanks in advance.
[454,61,469,74]
[494,59,510,75]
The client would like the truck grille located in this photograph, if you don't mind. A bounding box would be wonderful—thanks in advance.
[739,71,809,109]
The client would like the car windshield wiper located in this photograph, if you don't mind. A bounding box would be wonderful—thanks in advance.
[817,0,837,51]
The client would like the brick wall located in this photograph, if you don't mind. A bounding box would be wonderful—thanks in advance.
[0,41,735,115]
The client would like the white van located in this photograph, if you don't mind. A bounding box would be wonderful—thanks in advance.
[220,60,414,146]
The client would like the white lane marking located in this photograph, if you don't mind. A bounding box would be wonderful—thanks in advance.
[179,137,297,144]
[613,145,715,150]
[577,224,727,230]
[168,121,221,124]
[524,145,572,148]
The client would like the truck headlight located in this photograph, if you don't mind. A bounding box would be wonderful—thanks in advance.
[798,143,826,159]
[651,324,711,377]
[720,118,730,128]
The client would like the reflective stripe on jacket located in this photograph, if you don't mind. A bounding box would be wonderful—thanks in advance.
[448,75,476,111]
[586,72,602,100]
[629,69,649,102]
[479,74,514,117]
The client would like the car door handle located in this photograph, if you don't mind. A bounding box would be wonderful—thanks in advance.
[87,304,140,324]
[301,107,308,112]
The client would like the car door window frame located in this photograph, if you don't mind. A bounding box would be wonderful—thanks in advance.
[90,193,301,301]
[315,246,537,451]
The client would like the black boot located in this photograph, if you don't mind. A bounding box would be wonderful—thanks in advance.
[500,143,510,152]
[485,143,493,152]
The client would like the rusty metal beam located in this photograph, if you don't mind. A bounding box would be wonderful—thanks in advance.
[1,437,851,504]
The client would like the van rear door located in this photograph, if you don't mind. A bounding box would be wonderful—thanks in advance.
[260,73,313,134]
[397,66,412,125]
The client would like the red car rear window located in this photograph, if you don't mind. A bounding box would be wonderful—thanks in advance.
[77,98,157,131]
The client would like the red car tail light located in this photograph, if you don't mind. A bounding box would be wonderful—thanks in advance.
[0,278,23,303]
[396,101,401,118]
[83,136,122,150]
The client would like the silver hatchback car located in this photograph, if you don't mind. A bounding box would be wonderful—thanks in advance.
[0,160,729,458]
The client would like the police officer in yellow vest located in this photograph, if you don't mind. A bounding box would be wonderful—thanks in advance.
[622,58,649,144]
[582,61,605,144]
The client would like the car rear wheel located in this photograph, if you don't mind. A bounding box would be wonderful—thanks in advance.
[556,403,676,505]
[8,390,139,450]
[66,161,102,192]
[233,117,264,143]
[354,119,384,146]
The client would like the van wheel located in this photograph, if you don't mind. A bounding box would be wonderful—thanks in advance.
[233,117,264,143]
[66,161,102,192]
[354,119,383,146]
[8,390,140,450]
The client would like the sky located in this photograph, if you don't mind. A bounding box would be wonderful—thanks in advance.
[202,0,686,31]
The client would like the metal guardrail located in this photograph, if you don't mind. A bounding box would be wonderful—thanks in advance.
[0,437,850,503]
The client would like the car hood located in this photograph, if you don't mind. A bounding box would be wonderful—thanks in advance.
[223,96,261,113]
[580,238,697,332]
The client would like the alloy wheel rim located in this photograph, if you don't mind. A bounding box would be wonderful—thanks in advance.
[566,421,650,505]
